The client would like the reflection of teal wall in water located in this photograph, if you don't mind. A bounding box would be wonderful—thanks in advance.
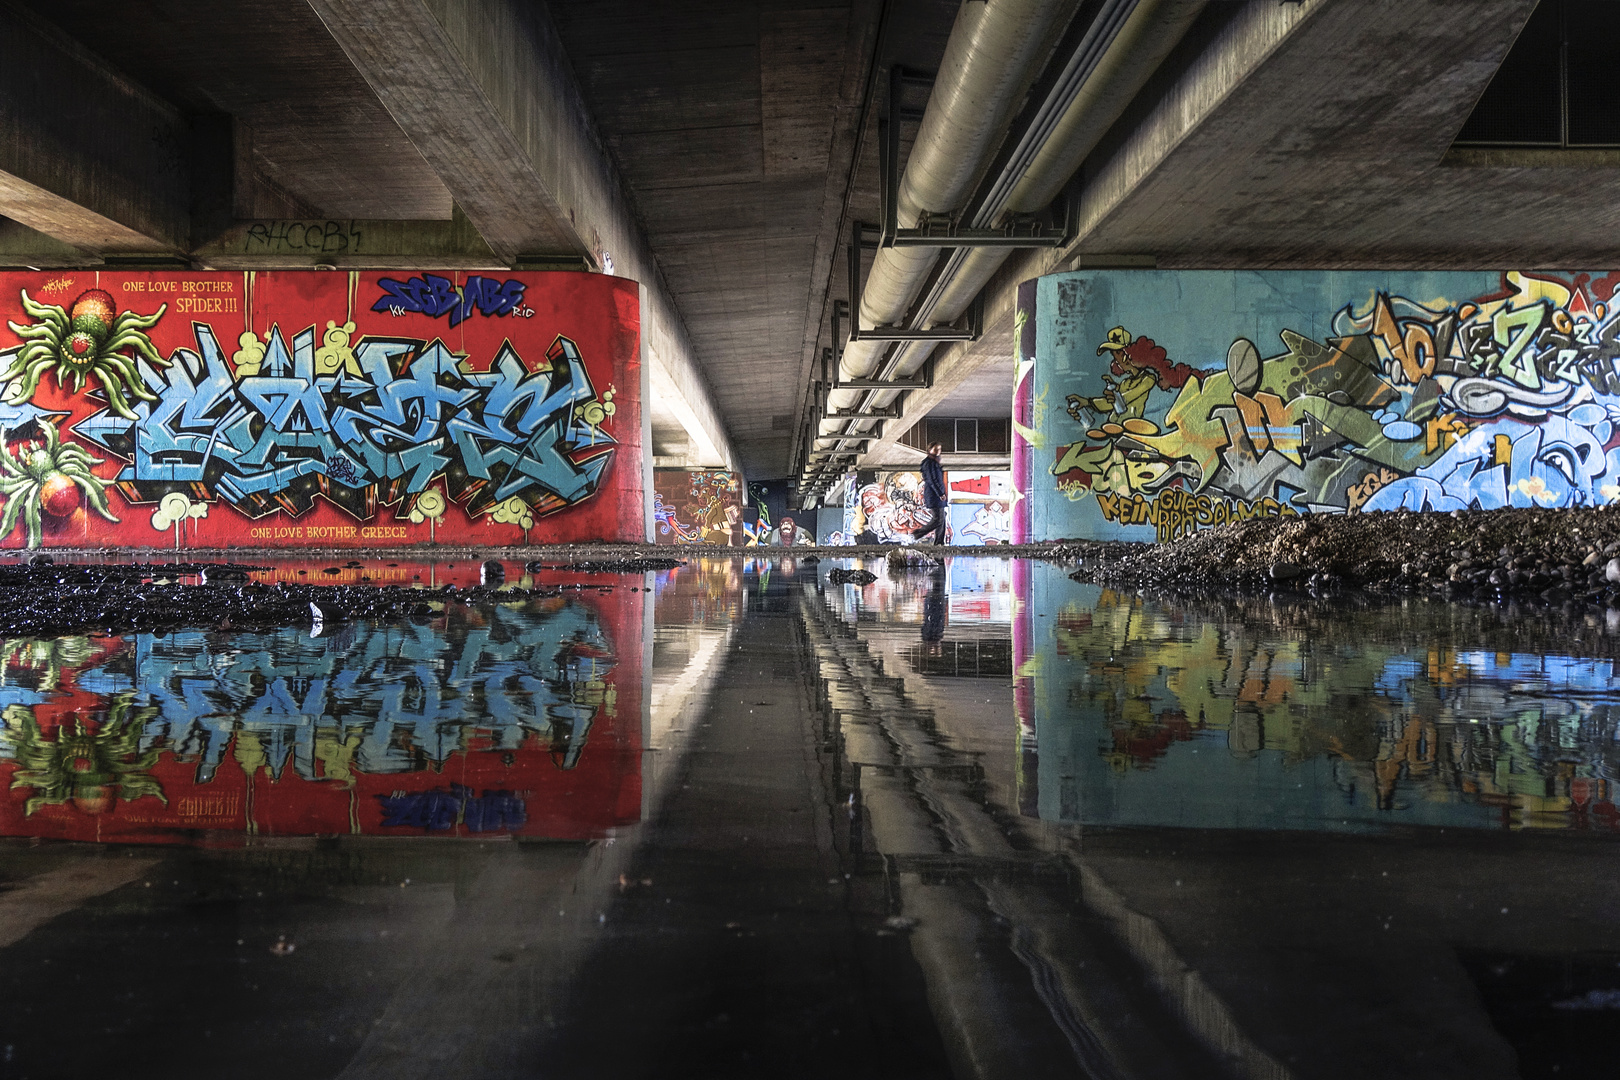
[1017,269,1620,542]
[1020,561,1620,834]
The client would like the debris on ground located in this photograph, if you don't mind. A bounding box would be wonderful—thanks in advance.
[1056,506,1620,607]
[885,547,941,572]
[525,557,685,573]
[0,561,568,637]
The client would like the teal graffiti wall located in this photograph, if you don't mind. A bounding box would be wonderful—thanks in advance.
[1014,270,1620,541]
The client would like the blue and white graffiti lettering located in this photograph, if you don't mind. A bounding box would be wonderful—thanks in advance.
[71,323,615,521]
[372,274,527,327]
[377,785,527,832]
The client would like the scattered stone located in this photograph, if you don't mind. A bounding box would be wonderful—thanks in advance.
[828,568,877,586]
[0,561,558,637]
[525,557,683,573]
[1058,505,1620,610]
[480,559,506,585]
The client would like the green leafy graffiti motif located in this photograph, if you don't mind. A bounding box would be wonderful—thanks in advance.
[0,422,118,547]
[5,694,165,816]
[0,635,98,695]
[4,288,168,418]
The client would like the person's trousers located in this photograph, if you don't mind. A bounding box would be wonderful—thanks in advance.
[919,503,947,545]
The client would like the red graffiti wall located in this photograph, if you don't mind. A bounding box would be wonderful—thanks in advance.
[0,270,643,548]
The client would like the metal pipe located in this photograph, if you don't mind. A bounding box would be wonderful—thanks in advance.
[815,0,1078,455]
[807,0,1210,487]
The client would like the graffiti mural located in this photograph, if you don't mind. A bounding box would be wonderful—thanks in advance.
[816,505,852,545]
[947,471,1013,545]
[0,270,642,548]
[653,469,744,545]
[1015,269,1620,541]
[0,563,645,842]
[742,479,788,545]
[843,470,943,544]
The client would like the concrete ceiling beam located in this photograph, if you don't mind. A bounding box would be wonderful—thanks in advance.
[0,217,97,269]
[192,206,506,270]
[303,0,587,262]
[0,4,194,252]
[1068,0,1549,265]
[309,0,741,480]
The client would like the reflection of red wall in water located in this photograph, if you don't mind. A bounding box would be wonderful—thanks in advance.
[0,566,644,844]
[0,270,643,549]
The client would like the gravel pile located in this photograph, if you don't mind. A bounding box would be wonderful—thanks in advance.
[1056,506,1620,606]
[0,560,580,637]
[524,557,685,573]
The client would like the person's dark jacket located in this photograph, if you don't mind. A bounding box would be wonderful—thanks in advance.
[921,455,947,508]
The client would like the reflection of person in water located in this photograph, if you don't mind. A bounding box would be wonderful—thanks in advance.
[922,565,947,653]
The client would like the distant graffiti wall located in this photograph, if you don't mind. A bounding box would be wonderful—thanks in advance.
[0,270,642,548]
[1014,270,1620,541]
[653,468,743,545]
[816,506,849,546]
[947,471,1012,545]
[843,470,943,544]
[747,480,792,545]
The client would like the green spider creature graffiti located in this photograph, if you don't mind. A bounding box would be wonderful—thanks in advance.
[3,288,168,419]
[0,422,118,547]
[4,695,165,816]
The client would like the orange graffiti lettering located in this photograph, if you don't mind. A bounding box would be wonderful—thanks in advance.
[1346,467,1401,512]
[1371,294,1437,383]
[1425,411,1470,454]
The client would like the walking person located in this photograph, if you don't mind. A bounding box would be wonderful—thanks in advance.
[919,442,948,546]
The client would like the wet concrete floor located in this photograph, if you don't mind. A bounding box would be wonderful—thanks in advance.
[0,554,1617,1078]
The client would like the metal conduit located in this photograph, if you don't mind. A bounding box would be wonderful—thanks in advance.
[818,0,1078,443]
[809,0,1209,486]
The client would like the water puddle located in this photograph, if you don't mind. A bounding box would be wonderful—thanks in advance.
[0,554,1616,1078]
